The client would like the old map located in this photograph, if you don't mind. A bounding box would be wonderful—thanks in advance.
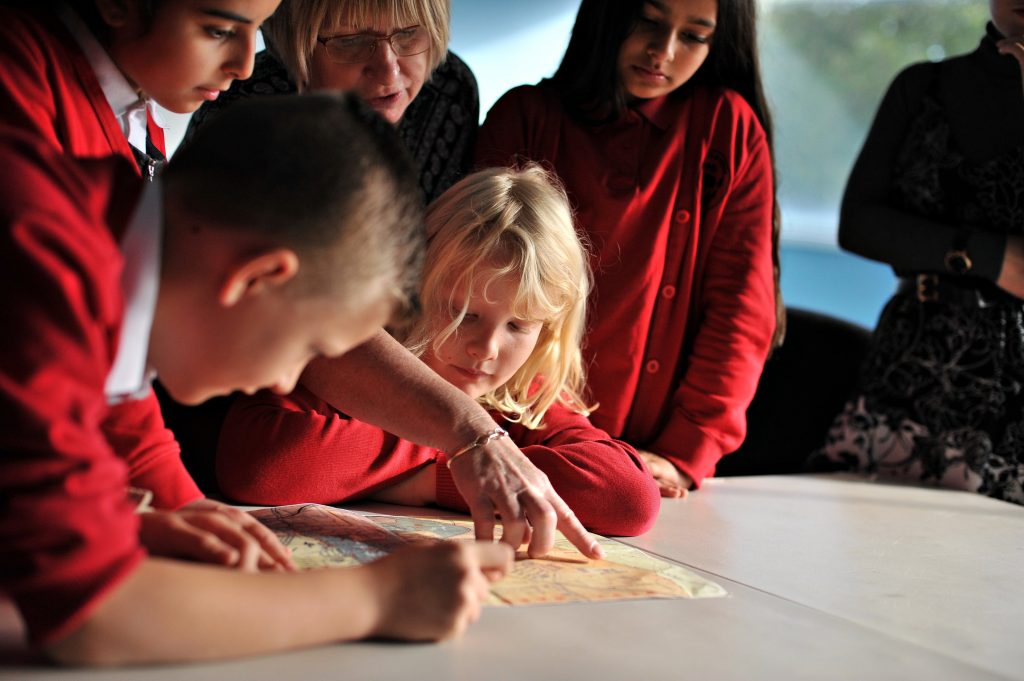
[250,504,726,605]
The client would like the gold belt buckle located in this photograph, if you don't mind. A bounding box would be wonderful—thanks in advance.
[916,274,939,303]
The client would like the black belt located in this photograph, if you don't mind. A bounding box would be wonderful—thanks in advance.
[897,274,1005,306]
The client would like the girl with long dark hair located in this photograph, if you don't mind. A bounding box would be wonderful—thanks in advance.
[477,0,782,496]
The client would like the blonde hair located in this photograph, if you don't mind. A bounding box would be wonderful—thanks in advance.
[405,165,594,429]
[262,0,450,92]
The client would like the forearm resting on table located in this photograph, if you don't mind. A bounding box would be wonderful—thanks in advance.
[301,329,496,452]
[46,558,379,665]
[303,330,601,559]
[49,541,513,666]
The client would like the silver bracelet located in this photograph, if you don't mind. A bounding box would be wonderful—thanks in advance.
[446,427,508,468]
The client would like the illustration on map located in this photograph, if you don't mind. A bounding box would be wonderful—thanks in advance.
[250,504,727,605]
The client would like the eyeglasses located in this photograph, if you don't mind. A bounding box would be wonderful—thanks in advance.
[316,26,430,64]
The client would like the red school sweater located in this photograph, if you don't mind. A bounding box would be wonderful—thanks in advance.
[0,6,197,509]
[476,83,777,486]
[0,132,150,646]
[216,384,661,537]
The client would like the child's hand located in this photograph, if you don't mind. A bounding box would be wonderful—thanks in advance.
[639,450,693,498]
[370,463,437,506]
[366,541,513,641]
[139,499,296,572]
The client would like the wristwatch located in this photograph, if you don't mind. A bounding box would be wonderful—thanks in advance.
[945,231,972,275]
[944,249,973,275]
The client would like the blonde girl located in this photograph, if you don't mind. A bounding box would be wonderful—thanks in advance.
[215,165,661,537]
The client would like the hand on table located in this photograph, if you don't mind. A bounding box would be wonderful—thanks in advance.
[639,450,693,498]
[367,541,514,641]
[448,434,604,560]
[139,498,296,572]
[997,35,1024,92]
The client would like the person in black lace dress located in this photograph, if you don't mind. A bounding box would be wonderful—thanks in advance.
[812,2,1024,505]
[186,0,478,204]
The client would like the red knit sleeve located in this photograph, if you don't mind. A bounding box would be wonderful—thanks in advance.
[0,9,65,151]
[103,391,202,510]
[435,404,660,536]
[651,93,776,485]
[215,385,438,506]
[0,134,145,647]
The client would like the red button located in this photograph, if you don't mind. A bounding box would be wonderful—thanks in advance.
[661,285,676,299]
[674,209,691,223]
[645,359,660,374]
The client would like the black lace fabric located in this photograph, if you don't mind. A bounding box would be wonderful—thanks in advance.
[184,49,479,203]
[813,49,1024,505]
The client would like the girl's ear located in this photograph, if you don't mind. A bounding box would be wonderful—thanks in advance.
[94,0,133,27]
[218,248,301,307]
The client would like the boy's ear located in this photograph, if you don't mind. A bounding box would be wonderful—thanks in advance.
[219,248,301,308]
[94,0,133,27]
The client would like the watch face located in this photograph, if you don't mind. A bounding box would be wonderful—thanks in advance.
[945,249,972,275]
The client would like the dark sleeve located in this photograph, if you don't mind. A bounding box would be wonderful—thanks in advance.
[182,51,296,147]
[399,51,481,202]
[434,405,661,537]
[839,63,1005,280]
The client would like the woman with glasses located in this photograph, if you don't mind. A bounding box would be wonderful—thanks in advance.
[187,0,477,203]
[167,1,602,561]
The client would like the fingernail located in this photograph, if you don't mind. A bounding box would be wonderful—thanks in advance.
[590,542,604,559]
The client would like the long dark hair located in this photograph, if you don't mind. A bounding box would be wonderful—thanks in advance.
[551,0,785,347]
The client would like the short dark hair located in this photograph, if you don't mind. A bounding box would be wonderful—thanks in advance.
[551,0,785,346]
[164,92,425,321]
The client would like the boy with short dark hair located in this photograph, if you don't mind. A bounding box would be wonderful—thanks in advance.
[0,93,512,665]
[0,0,297,564]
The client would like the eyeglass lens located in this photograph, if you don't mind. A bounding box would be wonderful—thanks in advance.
[324,27,428,63]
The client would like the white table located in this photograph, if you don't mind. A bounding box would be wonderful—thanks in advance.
[2,474,1021,680]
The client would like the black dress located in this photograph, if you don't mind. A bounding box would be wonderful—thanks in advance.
[184,48,479,203]
[812,25,1024,505]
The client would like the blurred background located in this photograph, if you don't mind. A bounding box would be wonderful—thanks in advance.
[164,0,990,329]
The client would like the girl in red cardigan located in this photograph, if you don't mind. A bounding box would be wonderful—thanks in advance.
[216,165,661,537]
[475,0,782,497]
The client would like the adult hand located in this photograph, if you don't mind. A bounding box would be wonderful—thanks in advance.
[448,435,604,560]
[367,541,514,641]
[139,498,296,572]
[639,450,693,498]
[997,235,1024,299]
[997,35,1024,93]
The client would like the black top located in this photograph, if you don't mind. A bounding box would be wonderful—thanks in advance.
[839,23,1024,281]
[185,49,479,203]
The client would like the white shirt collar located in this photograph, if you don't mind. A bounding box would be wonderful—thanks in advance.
[104,180,163,402]
[57,4,164,153]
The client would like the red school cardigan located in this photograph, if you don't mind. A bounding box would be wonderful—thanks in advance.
[476,82,776,486]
